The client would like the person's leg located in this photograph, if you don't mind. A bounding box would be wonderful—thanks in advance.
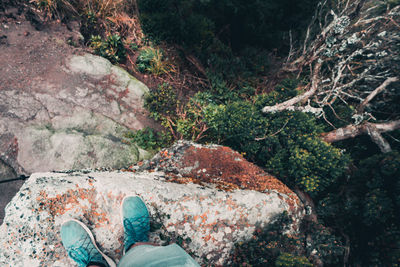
[120,196,151,254]
[60,219,116,267]
[118,243,200,267]
[117,196,200,267]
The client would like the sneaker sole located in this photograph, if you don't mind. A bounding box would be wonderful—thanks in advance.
[63,219,117,267]
[120,195,150,255]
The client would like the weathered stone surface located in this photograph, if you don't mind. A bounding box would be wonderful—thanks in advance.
[0,160,16,181]
[0,105,150,176]
[0,143,304,266]
[0,22,154,177]
[0,17,158,177]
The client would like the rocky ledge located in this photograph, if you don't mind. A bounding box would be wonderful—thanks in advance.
[0,141,303,266]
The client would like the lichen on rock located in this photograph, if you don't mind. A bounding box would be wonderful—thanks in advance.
[0,142,304,266]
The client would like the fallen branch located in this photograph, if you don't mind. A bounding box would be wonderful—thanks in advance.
[262,62,322,113]
[366,123,392,153]
[321,120,400,152]
[357,77,399,113]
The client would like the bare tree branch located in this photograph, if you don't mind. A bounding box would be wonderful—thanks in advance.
[365,123,392,153]
[261,1,400,152]
[321,120,400,152]
[357,77,399,113]
[262,62,322,113]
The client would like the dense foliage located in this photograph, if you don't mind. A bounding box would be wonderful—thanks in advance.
[317,150,400,265]
[138,0,319,51]
[139,76,399,265]
[138,0,319,78]
[230,212,345,266]
[142,79,349,196]
[111,0,400,264]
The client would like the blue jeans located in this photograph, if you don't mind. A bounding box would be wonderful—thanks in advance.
[117,244,200,267]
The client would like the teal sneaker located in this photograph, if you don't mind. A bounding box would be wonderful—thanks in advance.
[121,196,150,253]
[61,219,116,267]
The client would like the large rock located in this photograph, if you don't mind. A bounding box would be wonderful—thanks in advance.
[0,142,304,266]
[0,17,155,177]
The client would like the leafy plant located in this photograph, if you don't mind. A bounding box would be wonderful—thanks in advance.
[144,83,178,119]
[90,34,126,63]
[317,150,400,266]
[275,253,313,267]
[124,127,172,152]
[230,212,309,266]
[136,47,173,75]
[144,84,210,141]
[203,93,349,195]
[129,42,139,51]
[267,135,349,194]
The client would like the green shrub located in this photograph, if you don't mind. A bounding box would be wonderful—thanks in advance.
[317,151,400,266]
[144,85,209,141]
[129,42,139,51]
[144,83,178,120]
[230,212,308,266]
[136,47,172,75]
[267,136,349,194]
[203,95,349,195]
[90,34,126,63]
[275,253,313,267]
[124,127,172,152]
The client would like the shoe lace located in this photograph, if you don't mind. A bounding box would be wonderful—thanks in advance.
[67,234,100,266]
[124,215,150,244]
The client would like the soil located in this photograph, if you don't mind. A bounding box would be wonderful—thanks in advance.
[0,7,79,89]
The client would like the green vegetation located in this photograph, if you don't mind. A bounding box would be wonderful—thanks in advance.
[137,0,319,81]
[143,83,209,141]
[230,212,342,266]
[124,127,172,152]
[317,150,400,265]
[136,47,173,75]
[140,79,349,195]
[90,34,126,63]
[275,253,313,267]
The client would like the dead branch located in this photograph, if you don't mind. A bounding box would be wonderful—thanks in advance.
[357,77,399,113]
[365,123,392,153]
[321,120,400,152]
[262,62,322,113]
[185,54,208,78]
[262,1,399,153]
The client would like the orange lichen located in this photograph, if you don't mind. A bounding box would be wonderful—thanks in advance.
[36,187,109,227]
[171,145,299,205]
